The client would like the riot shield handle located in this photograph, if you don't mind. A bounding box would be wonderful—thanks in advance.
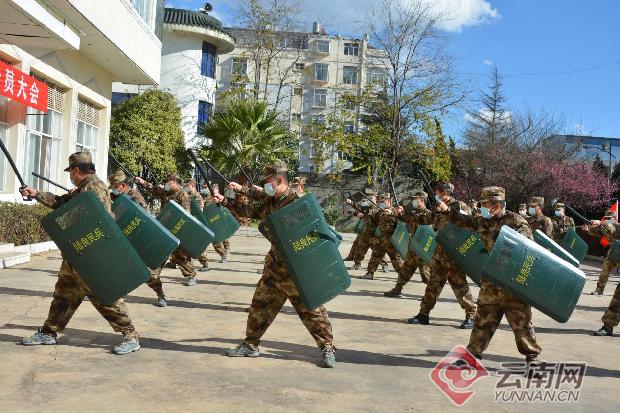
[32,172,70,192]
[0,137,31,201]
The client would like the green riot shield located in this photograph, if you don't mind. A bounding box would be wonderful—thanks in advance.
[354,218,365,234]
[41,191,150,305]
[482,226,586,323]
[436,222,488,285]
[607,240,620,264]
[533,230,580,268]
[390,220,411,257]
[203,203,241,244]
[157,201,214,258]
[410,225,437,265]
[112,194,180,269]
[267,193,351,309]
[560,227,588,263]
[190,196,206,224]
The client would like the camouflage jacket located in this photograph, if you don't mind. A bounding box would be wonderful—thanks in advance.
[584,221,620,241]
[231,190,253,225]
[144,183,190,212]
[526,214,553,237]
[400,206,431,235]
[376,207,400,239]
[126,189,147,209]
[450,209,532,252]
[551,215,575,242]
[411,197,471,232]
[35,174,111,213]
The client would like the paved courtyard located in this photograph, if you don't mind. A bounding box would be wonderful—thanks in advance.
[0,234,618,412]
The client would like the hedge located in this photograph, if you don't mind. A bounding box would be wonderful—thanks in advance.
[0,202,51,246]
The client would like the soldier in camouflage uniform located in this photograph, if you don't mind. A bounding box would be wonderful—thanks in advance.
[583,210,619,296]
[135,173,198,286]
[526,196,553,237]
[408,182,477,329]
[362,193,407,280]
[20,152,140,355]
[550,202,575,243]
[384,191,431,297]
[108,170,167,307]
[518,203,527,218]
[450,186,542,362]
[292,176,306,195]
[219,160,337,368]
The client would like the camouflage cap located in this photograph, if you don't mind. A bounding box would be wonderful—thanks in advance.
[528,196,544,207]
[554,202,565,209]
[293,176,307,185]
[435,182,454,193]
[377,192,391,201]
[260,160,288,182]
[185,177,196,184]
[409,190,428,200]
[363,187,377,196]
[64,152,93,171]
[108,170,128,188]
[480,186,505,202]
[166,173,182,183]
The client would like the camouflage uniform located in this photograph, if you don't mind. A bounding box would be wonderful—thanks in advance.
[411,194,477,320]
[550,203,575,243]
[601,283,620,330]
[366,197,406,278]
[226,184,334,351]
[451,186,542,361]
[143,176,196,279]
[526,197,553,237]
[35,172,138,339]
[584,218,620,294]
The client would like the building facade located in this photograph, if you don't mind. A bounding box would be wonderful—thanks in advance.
[216,23,388,173]
[0,0,163,202]
[113,7,235,146]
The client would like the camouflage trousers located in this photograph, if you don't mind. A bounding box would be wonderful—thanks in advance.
[595,258,618,293]
[391,251,430,291]
[244,250,334,350]
[367,237,404,275]
[602,281,620,329]
[468,280,541,361]
[41,260,138,339]
[419,247,477,318]
[147,267,165,297]
[198,240,231,266]
[171,248,195,278]
[351,232,386,265]
[344,235,361,260]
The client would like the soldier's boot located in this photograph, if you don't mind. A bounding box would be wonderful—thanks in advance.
[362,272,374,280]
[165,261,177,269]
[321,347,336,368]
[199,264,210,272]
[591,288,604,296]
[156,295,167,307]
[381,263,388,273]
[384,286,403,298]
[113,336,140,355]
[460,317,474,329]
[225,342,260,357]
[593,325,613,336]
[219,255,228,264]
[407,312,430,325]
[22,329,57,346]
[185,276,197,286]
[349,262,361,270]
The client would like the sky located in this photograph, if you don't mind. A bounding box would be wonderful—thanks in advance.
[166,0,620,144]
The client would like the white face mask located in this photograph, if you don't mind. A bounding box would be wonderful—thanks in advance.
[606,219,615,224]
[264,182,276,196]
[111,188,121,196]
[480,206,493,219]
[554,210,563,217]
[163,183,171,192]
[435,195,443,203]
[379,202,387,209]
[528,207,536,216]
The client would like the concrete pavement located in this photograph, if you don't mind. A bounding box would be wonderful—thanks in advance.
[0,234,618,412]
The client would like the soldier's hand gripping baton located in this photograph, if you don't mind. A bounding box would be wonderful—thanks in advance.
[31,172,69,192]
[0,138,31,201]
[186,149,217,197]
[199,156,230,185]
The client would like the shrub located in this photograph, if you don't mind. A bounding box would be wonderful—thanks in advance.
[0,202,51,246]
[321,194,341,226]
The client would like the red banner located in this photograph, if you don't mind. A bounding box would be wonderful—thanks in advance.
[0,61,48,112]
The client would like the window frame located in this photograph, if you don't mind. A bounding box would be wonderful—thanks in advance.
[25,107,63,191]
[197,100,213,132]
[201,42,217,79]
[313,88,327,108]
[342,66,358,85]
[314,63,329,81]
[344,42,359,56]
[316,39,330,53]
[231,57,248,76]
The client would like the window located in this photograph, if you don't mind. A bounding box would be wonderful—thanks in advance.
[343,66,358,84]
[294,35,309,50]
[76,98,100,157]
[344,123,355,133]
[198,100,212,132]
[279,37,288,48]
[201,42,217,78]
[316,40,330,53]
[25,81,63,191]
[294,63,305,71]
[293,87,303,96]
[292,113,302,122]
[314,63,328,81]
[232,58,248,75]
[337,151,351,161]
[344,42,359,56]
[367,68,387,85]
[313,89,327,108]
[0,96,7,191]
[311,114,325,124]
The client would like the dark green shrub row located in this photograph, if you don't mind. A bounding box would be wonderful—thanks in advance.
[0,202,51,246]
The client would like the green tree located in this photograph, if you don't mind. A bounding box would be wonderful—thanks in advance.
[109,89,188,181]
[199,99,297,179]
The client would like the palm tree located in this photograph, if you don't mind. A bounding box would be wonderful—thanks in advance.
[198,99,296,181]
